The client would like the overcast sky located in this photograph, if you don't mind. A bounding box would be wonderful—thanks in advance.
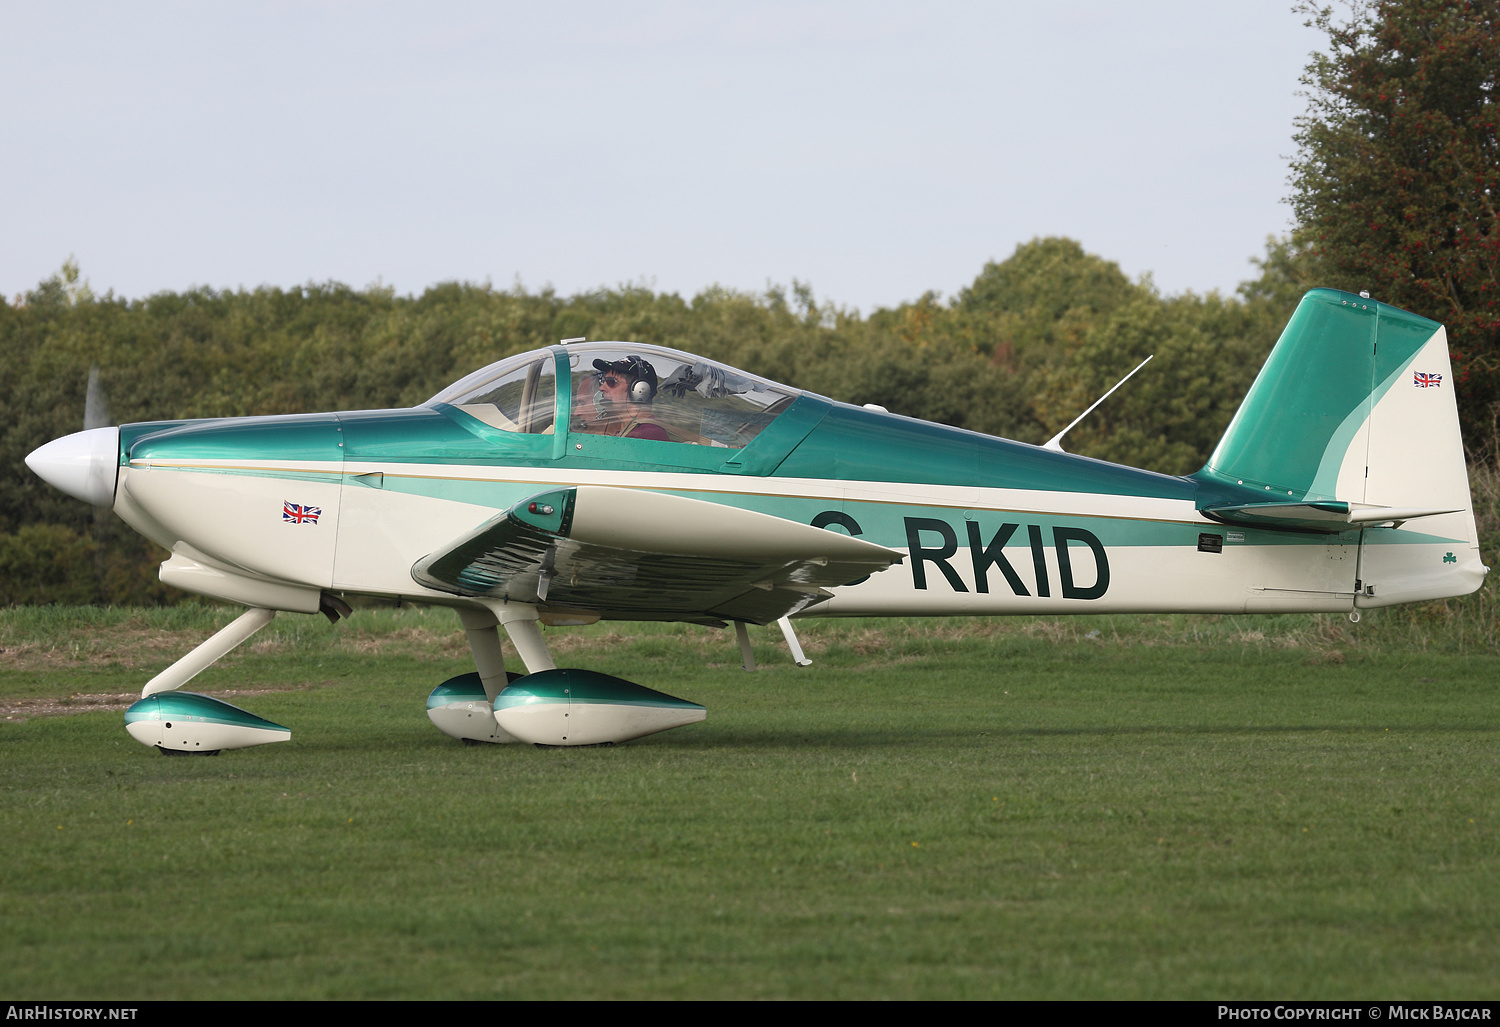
[2,2,1324,313]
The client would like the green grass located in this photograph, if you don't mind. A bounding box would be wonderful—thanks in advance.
[1,606,1498,999]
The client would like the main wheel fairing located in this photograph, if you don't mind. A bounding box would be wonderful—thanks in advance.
[493,669,705,746]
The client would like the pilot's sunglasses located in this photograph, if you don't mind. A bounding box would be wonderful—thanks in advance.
[598,376,622,387]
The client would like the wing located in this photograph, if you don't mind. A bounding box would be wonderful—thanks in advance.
[411,485,903,624]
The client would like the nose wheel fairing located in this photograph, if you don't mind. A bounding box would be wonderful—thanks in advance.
[125,691,290,754]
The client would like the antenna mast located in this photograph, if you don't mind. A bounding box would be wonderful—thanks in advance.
[1042,354,1154,453]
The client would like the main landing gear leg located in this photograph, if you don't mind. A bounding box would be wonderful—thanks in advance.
[426,603,557,745]
[427,605,522,745]
[488,603,557,674]
[457,606,510,703]
[143,607,277,696]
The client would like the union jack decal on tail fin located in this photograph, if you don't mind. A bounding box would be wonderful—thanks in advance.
[283,501,321,524]
[1414,371,1442,387]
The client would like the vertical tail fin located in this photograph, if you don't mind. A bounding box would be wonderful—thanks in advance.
[1197,288,1484,605]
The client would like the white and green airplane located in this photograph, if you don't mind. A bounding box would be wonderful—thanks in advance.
[25,288,1486,753]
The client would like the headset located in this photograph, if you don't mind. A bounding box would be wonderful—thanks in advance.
[593,356,658,403]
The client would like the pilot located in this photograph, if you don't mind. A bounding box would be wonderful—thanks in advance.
[588,356,671,441]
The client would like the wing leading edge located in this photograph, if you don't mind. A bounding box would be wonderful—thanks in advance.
[411,486,903,624]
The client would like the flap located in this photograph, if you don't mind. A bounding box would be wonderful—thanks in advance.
[412,486,902,624]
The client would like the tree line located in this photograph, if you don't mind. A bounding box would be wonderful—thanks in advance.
[0,238,1308,604]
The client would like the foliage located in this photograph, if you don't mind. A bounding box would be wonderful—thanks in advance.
[952,236,1144,372]
[1033,293,1268,473]
[0,523,171,607]
[0,241,1322,603]
[1290,0,1500,441]
[0,525,97,605]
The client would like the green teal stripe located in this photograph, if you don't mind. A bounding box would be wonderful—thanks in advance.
[656,488,1354,549]
[351,471,528,507]
[132,465,343,486]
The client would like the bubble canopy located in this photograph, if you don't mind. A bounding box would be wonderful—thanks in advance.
[427,342,801,450]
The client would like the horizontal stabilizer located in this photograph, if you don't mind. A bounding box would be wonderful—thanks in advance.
[1202,501,1462,534]
[412,486,902,624]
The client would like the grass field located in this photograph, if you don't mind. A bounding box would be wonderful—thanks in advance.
[2,604,1497,999]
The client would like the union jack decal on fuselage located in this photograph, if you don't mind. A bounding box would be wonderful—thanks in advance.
[283,501,321,524]
[1414,371,1443,387]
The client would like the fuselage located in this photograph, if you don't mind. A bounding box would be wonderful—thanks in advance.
[99,340,1478,621]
